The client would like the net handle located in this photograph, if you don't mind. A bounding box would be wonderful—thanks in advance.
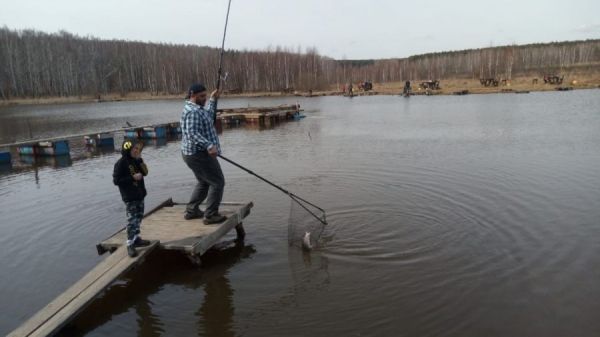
[218,154,327,225]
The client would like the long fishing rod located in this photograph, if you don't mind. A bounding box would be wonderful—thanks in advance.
[213,0,232,124]
[218,154,328,225]
[212,1,327,226]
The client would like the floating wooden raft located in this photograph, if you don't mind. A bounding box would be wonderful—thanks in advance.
[97,199,253,260]
[218,104,301,125]
[84,133,114,147]
[17,140,70,156]
[9,198,253,337]
[123,125,167,139]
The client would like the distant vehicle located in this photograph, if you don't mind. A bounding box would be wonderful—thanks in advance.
[543,75,564,85]
[480,78,499,87]
[358,81,373,91]
[419,80,440,90]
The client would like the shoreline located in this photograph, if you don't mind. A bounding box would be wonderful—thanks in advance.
[1,76,599,107]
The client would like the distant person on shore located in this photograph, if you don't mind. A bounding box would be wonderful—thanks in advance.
[403,80,411,96]
[113,140,150,257]
[181,83,227,225]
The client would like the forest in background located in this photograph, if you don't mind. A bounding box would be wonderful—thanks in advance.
[1,27,599,99]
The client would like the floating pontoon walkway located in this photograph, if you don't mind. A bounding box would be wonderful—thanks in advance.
[9,199,253,337]
[218,104,301,126]
[0,104,302,148]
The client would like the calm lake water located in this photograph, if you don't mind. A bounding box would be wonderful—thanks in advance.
[1,90,600,336]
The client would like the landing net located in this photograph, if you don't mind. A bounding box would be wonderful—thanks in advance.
[287,195,327,248]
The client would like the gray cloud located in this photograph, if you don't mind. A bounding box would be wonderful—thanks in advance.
[574,24,600,34]
[1,0,599,59]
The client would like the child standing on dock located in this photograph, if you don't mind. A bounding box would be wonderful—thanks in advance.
[113,140,151,257]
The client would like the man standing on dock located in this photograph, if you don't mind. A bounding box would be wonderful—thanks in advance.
[181,83,227,225]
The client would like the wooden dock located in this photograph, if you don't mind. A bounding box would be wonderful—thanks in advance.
[97,199,252,261]
[219,104,301,126]
[9,198,253,337]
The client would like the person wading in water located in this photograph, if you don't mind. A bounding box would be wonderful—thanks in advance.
[180,83,228,225]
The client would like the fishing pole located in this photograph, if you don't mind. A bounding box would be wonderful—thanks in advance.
[214,0,232,124]
[218,154,328,225]
[212,1,327,227]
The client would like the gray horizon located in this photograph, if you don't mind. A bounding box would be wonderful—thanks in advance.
[0,0,599,59]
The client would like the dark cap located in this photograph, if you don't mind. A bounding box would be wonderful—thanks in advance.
[186,83,207,99]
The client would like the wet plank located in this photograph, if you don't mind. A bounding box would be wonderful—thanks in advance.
[8,242,158,337]
[10,199,253,337]
[98,201,253,255]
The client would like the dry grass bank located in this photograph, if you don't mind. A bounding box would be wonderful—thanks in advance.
[2,74,599,107]
[0,90,324,107]
[0,92,185,107]
[374,74,600,95]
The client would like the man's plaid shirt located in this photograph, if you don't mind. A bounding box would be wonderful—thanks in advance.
[180,98,221,156]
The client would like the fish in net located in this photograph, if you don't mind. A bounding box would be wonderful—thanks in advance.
[287,195,327,250]
[216,155,327,250]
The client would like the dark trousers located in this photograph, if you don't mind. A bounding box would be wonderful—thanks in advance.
[182,151,225,217]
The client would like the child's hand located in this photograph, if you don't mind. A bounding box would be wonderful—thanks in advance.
[133,173,143,181]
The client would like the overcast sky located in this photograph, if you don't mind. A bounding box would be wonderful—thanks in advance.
[1,0,599,59]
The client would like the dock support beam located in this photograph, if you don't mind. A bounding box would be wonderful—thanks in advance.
[235,223,245,241]
[187,254,202,266]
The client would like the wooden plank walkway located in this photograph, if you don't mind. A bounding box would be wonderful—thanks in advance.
[97,200,253,256]
[8,242,158,337]
[9,198,253,337]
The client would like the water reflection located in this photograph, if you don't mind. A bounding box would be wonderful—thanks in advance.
[196,240,255,337]
[3,92,600,336]
[18,154,73,168]
[82,145,116,159]
[288,249,330,294]
[0,162,12,174]
[138,137,168,148]
[60,240,256,336]
[219,119,281,133]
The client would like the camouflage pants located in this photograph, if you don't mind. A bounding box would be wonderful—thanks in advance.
[125,200,145,245]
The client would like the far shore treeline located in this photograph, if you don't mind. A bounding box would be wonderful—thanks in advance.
[1,27,599,99]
